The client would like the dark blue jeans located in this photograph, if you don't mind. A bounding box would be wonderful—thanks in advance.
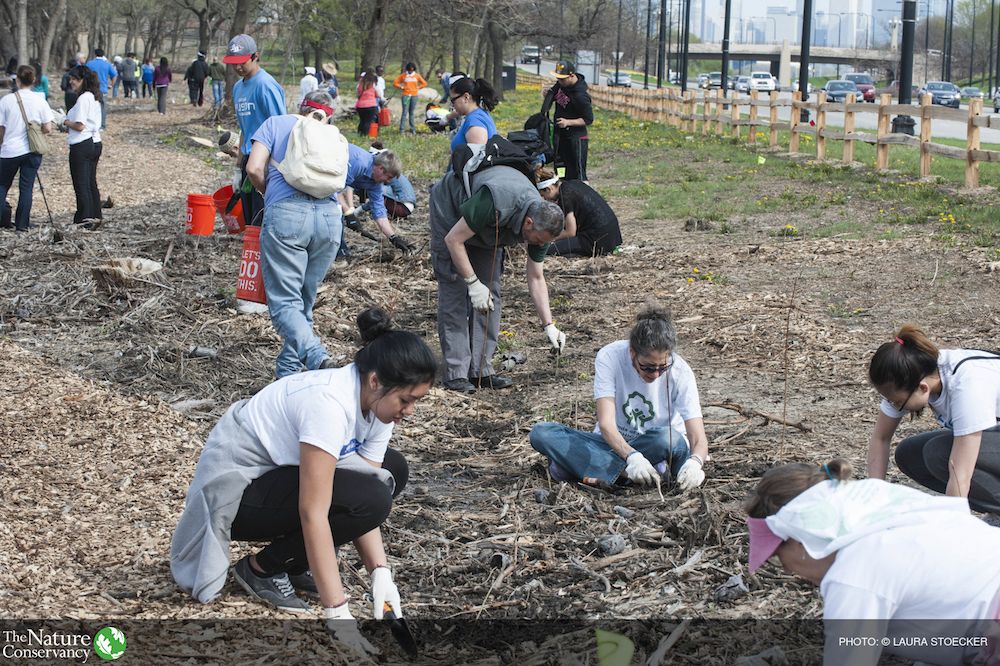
[0,152,42,231]
[530,422,690,484]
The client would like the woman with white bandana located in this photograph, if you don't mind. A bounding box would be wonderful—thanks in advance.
[866,324,1000,517]
[535,167,622,257]
[746,459,1000,666]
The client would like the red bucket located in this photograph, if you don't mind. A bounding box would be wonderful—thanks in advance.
[236,226,266,304]
[378,106,391,127]
[212,185,245,234]
[186,193,215,236]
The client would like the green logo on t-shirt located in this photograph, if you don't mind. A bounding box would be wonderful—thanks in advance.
[622,391,654,429]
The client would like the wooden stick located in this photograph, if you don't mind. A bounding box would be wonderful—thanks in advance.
[705,401,812,433]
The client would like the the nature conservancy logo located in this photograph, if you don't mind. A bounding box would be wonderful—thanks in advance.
[622,391,654,429]
[93,627,127,661]
[1,625,127,662]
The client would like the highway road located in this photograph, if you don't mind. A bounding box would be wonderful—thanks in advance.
[514,60,1000,144]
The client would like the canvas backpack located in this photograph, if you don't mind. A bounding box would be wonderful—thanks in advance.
[275,116,349,198]
[451,135,536,197]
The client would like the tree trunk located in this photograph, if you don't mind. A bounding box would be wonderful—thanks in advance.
[452,18,461,72]
[487,14,504,100]
[360,0,388,68]
[37,0,66,74]
[225,0,253,106]
[15,0,26,64]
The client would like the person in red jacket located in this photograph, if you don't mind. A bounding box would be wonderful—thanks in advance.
[392,63,427,134]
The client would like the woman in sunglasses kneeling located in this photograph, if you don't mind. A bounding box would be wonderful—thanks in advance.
[529,301,709,491]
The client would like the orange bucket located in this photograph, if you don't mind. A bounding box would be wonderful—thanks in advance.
[368,118,379,139]
[378,106,391,127]
[236,225,266,304]
[186,193,215,236]
[212,185,245,234]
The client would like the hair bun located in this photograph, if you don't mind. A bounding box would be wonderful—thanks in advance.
[636,300,671,323]
[357,307,393,344]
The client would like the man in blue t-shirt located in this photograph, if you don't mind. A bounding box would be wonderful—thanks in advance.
[224,33,287,228]
[85,48,118,129]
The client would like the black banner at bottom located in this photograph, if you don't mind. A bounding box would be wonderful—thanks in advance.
[0,619,995,665]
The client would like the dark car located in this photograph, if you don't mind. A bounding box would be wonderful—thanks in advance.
[822,80,859,103]
[844,72,876,102]
[919,81,961,108]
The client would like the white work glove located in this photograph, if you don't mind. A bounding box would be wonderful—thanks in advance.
[323,602,379,656]
[51,109,66,127]
[676,456,706,491]
[624,451,659,486]
[464,275,493,313]
[544,323,566,353]
[371,566,402,619]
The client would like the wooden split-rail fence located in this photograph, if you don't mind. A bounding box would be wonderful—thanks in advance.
[519,71,1000,188]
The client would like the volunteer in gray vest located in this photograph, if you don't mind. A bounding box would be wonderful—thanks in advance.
[429,165,567,393]
[245,90,343,379]
[171,308,436,657]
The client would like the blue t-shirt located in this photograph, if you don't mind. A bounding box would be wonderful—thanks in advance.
[450,107,497,152]
[344,143,386,220]
[141,64,154,83]
[85,58,118,94]
[232,68,287,155]
[251,114,309,209]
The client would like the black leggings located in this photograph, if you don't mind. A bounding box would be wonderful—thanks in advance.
[895,428,1000,514]
[357,107,378,136]
[230,448,409,574]
[68,139,102,224]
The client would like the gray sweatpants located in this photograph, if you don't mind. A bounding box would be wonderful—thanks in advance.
[895,427,1000,514]
[432,246,503,382]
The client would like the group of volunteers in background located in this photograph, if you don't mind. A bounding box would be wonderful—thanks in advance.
[5,36,989,663]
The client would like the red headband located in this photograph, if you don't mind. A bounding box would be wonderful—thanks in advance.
[895,337,904,345]
[302,99,334,117]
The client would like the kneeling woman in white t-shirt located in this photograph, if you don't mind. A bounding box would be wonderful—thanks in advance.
[866,324,1000,515]
[172,308,435,651]
[746,459,1000,665]
[529,302,710,490]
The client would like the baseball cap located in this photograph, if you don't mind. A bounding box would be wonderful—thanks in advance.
[223,34,257,64]
[553,60,576,78]
[747,517,783,572]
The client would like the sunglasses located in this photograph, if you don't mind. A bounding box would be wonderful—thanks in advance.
[887,384,918,412]
[449,93,464,103]
[635,358,673,376]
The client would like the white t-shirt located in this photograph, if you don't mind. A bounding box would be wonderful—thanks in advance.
[241,363,393,465]
[592,340,703,441]
[0,89,54,158]
[66,92,102,145]
[298,74,318,104]
[375,76,386,99]
[879,349,1000,436]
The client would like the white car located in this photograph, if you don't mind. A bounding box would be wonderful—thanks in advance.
[750,71,777,92]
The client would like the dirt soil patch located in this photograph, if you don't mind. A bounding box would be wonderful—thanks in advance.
[1,94,996,663]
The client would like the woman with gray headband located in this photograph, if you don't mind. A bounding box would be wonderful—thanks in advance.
[530,302,709,490]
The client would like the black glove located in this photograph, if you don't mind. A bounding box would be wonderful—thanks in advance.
[343,212,362,233]
[389,234,417,255]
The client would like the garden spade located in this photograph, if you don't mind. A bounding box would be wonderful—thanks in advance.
[365,593,418,658]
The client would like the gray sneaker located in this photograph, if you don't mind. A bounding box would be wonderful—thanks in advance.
[288,570,319,597]
[232,556,311,613]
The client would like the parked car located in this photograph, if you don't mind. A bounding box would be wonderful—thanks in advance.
[961,86,983,99]
[734,75,751,93]
[520,46,541,64]
[749,71,777,92]
[822,79,859,103]
[880,80,921,100]
[605,71,633,88]
[919,81,961,108]
[843,72,876,102]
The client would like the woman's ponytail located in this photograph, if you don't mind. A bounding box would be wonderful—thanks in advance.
[868,324,939,392]
[472,78,498,111]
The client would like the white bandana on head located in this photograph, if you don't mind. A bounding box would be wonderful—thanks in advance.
[536,176,559,190]
[766,478,970,560]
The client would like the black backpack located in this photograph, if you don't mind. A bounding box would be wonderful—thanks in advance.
[450,135,537,196]
[513,87,556,165]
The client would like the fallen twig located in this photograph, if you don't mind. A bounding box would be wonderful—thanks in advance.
[705,401,811,433]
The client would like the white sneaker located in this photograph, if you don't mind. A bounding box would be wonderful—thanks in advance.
[236,299,269,315]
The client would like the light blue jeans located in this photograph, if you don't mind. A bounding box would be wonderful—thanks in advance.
[212,80,224,107]
[529,423,690,484]
[400,95,417,132]
[260,194,342,378]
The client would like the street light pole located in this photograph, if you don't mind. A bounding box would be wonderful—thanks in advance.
[657,0,667,87]
[971,0,978,85]
[925,0,931,81]
[893,0,917,134]
[680,0,692,92]
[721,0,733,95]
[988,0,995,90]
[799,0,815,122]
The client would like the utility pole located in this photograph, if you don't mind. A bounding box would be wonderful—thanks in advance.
[667,0,674,83]
[944,0,955,81]
[721,0,733,96]
[893,0,917,134]
[988,0,995,90]
[798,0,815,121]
[615,0,623,83]
[971,0,978,85]
[925,0,931,82]
[657,0,667,87]
[644,0,653,88]
[680,0,692,92]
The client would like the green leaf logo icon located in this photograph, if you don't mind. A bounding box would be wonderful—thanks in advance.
[94,626,127,661]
